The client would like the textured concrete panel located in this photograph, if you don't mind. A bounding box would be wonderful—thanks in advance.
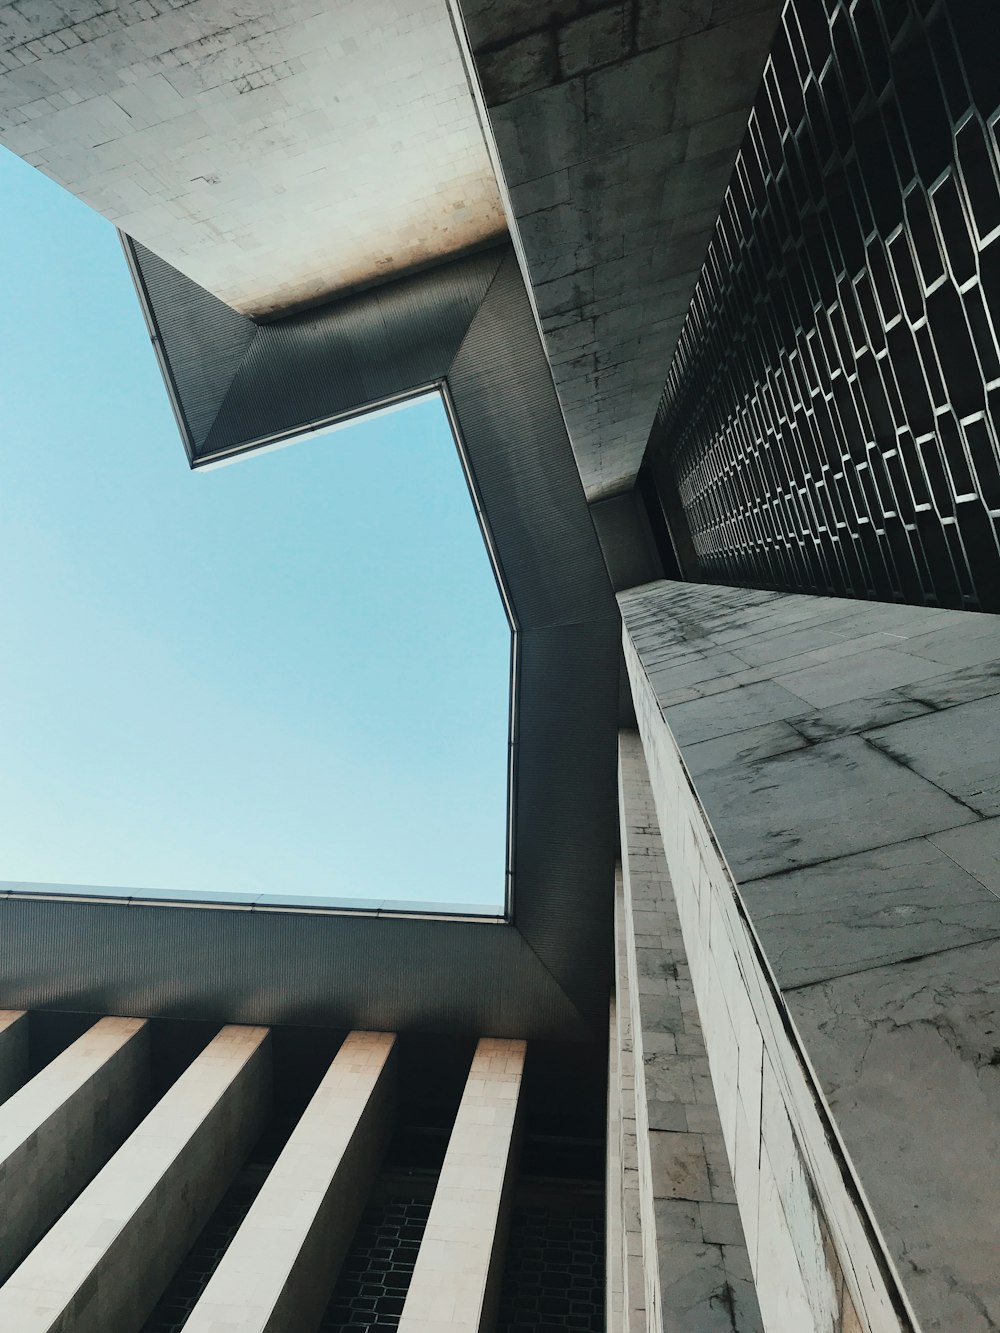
[692,733,975,881]
[0,1011,28,1105]
[460,0,782,499]
[0,1024,270,1333]
[0,1016,149,1283]
[789,945,1000,1333]
[743,835,1000,989]
[0,0,505,316]
[621,577,1000,1330]
[399,1036,525,1333]
[185,1030,395,1333]
[605,996,625,1333]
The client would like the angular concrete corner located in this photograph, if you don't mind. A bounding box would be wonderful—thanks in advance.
[399,1037,526,1333]
[185,1029,396,1333]
[0,1024,271,1333]
[0,1010,28,1104]
[0,1015,149,1282]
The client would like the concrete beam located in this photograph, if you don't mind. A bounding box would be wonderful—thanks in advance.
[0,1010,28,1104]
[398,1037,526,1333]
[0,1024,270,1333]
[0,1016,149,1283]
[184,1030,396,1333]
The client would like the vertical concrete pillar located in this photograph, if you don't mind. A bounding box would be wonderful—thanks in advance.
[619,732,763,1332]
[0,1015,149,1281]
[606,994,624,1333]
[398,1037,526,1333]
[0,1010,29,1103]
[612,874,648,1333]
[0,1024,270,1333]
[184,1030,396,1333]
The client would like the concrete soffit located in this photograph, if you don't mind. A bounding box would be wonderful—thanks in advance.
[453,0,786,503]
[0,242,621,1044]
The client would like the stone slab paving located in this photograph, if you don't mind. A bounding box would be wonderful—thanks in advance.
[621,577,1000,1331]
[0,1024,270,1333]
[0,1009,28,1104]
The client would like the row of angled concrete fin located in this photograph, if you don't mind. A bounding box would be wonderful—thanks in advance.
[0,1020,524,1332]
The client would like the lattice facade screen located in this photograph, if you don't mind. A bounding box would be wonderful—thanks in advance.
[651,0,1000,610]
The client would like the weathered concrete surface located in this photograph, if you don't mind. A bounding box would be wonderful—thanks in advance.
[0,0,505,316]
[0,1016,149,1282]
[460,0,782,499]
[618,737,762,1332]
[610,871,648,1333]
[185,1030,395,1333]
[399,1037,525,1333]
[0,1010,28,1104]
[606,995,624,1333]
[0,1024,270,1333]
[622,578,1000,1332]
[622,612,903,1333]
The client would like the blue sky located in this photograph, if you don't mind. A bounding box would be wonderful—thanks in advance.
[0,147,511,911]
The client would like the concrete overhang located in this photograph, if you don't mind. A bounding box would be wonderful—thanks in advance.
[0,0,786,508]
[0,0,506,315]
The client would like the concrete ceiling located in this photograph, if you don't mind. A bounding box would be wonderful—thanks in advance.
[0,0,506,316]
[460,0,782,500]
[0,0,784,499]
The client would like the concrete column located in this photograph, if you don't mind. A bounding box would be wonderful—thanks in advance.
[398,1037,526,1333]
[0,1015,149,1282]
[612,876,647,1333]
[619,735,762,1332]
[184,1030,396,1333]
[0,1010,29,1103]
[606,994,624,1333]
[0,1023,270,1333]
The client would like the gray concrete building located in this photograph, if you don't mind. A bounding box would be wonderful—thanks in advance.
[0,0,998,1330]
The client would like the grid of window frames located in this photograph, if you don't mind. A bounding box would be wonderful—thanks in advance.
[652,0,1000,610]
